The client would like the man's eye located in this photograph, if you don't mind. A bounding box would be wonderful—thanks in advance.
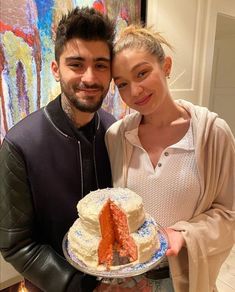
[96,63,109,70]
[69,63,83,68]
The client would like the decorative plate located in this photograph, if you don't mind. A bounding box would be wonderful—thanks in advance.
[62,223,168,279]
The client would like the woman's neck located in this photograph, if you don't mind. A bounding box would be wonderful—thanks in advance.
[141,98,190,128]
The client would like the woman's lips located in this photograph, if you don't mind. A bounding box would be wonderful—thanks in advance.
[134,94,152,106]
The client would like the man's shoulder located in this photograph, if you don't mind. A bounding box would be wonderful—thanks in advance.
[5,96,60,142]
[5,107,45,143]
[98,108,116,127]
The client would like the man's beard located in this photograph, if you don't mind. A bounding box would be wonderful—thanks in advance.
[67,93,105,113]
[61,82,108,113]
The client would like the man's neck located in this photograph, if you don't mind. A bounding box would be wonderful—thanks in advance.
[61,94,95,128]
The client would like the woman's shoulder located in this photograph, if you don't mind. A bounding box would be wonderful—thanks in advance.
[176,99,235,145]
[106,111,141,134]
[212,117,235,145]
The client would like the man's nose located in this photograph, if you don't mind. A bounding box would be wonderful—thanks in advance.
[81,67,96,84]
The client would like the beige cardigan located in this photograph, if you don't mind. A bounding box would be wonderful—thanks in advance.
[105,100,235,292]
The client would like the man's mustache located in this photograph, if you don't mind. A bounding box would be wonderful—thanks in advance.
[75,83,104,90]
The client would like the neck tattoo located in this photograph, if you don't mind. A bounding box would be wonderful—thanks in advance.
[61,95,83,128]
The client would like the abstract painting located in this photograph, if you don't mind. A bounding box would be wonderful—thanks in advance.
[0,0,144,142]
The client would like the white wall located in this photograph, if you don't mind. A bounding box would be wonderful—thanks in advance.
[147,0,208,104]
[147,0,235,110]
[210,34,235,135]
[200,0,235,107]
[0,254,23,290]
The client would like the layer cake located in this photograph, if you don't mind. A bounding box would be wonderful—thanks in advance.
[68,188,159,270]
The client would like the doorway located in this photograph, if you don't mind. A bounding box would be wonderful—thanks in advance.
[209,13,235,136]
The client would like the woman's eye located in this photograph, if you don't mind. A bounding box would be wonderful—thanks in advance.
[116,82,127,89]
[137,70,147,78]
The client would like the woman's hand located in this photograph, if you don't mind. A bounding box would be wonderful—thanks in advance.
[165,228,185,256]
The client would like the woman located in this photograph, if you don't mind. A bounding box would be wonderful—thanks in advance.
[105,25,235,291]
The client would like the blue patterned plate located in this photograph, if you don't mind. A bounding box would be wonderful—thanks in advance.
[62,221,168,278]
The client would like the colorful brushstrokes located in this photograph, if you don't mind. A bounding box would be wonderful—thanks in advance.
[0,0,41,140]
[93,0,106,14]
[0,0,142,142]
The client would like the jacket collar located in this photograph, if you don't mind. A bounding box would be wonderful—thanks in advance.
[44,94,100,138]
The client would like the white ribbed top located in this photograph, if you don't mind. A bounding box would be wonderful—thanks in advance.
[125,123,201,227]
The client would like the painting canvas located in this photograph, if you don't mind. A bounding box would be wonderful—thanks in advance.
[0,0,144,142]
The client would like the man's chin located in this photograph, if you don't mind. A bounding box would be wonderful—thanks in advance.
[73,101,103,113]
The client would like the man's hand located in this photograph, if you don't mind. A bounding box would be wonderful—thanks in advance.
[165,228,185,256]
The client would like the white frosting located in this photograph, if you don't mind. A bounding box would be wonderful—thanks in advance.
[77,188,145,235]
[68,215,159,269]
[132,215,159,264]
[68,188,159,269]
[68,218,100,268]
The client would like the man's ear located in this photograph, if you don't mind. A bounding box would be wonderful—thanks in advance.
[51,60,60,82]
[163,56,172,78]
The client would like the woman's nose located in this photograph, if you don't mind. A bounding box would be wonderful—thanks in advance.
[131,82,144,97]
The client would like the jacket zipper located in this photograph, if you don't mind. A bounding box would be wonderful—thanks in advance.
[77,141,84,197]
[45,106,98,195]
[93,135,99,190]
[93,112,100,190]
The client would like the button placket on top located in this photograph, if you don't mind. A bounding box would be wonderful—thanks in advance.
[125,129,174,175]
[154,149,171,173]
[125,130,156,174]
[155,122,194,172]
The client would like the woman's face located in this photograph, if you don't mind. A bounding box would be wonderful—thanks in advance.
[112,48,172,116]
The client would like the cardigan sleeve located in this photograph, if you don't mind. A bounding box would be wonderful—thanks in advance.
[170,118,235,292]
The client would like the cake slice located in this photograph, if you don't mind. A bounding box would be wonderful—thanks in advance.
[98,199,138,268]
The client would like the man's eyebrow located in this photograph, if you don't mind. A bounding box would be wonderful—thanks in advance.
[95,57,110,62]
[65,56,110,62]
[65,56,84,62]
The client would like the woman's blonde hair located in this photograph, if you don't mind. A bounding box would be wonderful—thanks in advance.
[114,25,173,63]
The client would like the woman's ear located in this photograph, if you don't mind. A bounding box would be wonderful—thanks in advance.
[163,56,172,78]
[51,60,60,82]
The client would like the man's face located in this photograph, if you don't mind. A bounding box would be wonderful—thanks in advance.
[51,39,111,113]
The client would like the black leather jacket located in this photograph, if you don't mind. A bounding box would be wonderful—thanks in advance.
[0,96,116,291]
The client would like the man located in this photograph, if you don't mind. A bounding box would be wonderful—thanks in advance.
[0,7,115,292]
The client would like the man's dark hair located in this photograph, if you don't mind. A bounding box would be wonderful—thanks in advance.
[55,7,115,62]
